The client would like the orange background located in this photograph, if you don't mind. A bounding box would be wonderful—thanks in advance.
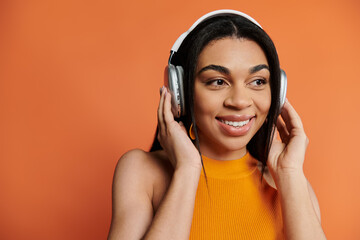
[1,0,359,239]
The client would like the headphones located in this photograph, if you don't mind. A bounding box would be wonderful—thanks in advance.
[165,9,287,118]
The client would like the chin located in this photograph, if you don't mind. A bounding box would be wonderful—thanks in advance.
[224,140,249,151]
[215,137,251,153]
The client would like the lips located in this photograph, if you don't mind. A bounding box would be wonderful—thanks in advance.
[218,118,250,127]
[216,115,255,136]
[216,114,254,121]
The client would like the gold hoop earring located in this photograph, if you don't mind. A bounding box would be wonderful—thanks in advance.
[189,123,196,140]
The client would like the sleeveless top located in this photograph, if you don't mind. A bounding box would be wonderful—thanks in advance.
[189,152,284,239]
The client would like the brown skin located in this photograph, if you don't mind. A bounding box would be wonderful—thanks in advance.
[194,38,271,160]
[108,38,325,240]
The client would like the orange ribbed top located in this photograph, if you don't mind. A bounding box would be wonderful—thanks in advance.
[189,153,284,239]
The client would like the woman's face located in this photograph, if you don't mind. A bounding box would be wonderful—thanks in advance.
[194,37,271,160]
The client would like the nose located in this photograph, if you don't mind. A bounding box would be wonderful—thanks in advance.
[223,85,252,109]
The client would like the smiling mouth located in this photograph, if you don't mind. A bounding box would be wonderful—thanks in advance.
[216,117,254,128]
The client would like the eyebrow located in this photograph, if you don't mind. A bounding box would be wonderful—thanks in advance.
[197,64,230,75]
[249,64,269,74]
[197,64,269,76]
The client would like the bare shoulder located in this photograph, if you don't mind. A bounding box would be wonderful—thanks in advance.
[114,148,168,178]
[114,148,173,186]
[113,148,173,206]
[108,149,173,239]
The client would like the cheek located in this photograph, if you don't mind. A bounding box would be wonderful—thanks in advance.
[254,89,272,116]
[262,94,272,113]
[194,93,212,115]
[194,91,221,121]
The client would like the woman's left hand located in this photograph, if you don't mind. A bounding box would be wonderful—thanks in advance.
[267,100,309,180]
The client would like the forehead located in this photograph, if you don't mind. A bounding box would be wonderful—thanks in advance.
[196,37,268,72]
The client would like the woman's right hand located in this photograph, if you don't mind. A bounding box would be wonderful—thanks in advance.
[157,87,202,171]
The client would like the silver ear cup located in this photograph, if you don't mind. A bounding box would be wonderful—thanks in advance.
[167,64,182,118]
[279,69,287,112]
[175,66,185,117]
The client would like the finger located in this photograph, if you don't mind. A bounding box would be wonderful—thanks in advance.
[271,126,280,143]
[280,100,304,134]
[157,86,166,133]
[276,116,289,143]
[178,121,187,133]
[163,88,175,125]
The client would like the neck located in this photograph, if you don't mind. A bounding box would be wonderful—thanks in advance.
[198,143,248,161]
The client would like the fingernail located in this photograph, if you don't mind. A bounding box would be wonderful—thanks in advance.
[160,86,164,95]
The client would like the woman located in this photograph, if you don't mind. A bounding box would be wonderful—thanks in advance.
[108,10,326,240]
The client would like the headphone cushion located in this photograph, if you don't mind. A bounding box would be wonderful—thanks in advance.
[175,66,185,115]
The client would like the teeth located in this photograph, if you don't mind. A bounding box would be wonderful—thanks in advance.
[220,119,250,127]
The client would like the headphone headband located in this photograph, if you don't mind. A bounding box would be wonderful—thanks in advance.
[166,9,287,118]
[170,9,262,53]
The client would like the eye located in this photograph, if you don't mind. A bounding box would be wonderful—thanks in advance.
[249,78,268,87]
[206,79,227,87]
[214,79,225,86]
